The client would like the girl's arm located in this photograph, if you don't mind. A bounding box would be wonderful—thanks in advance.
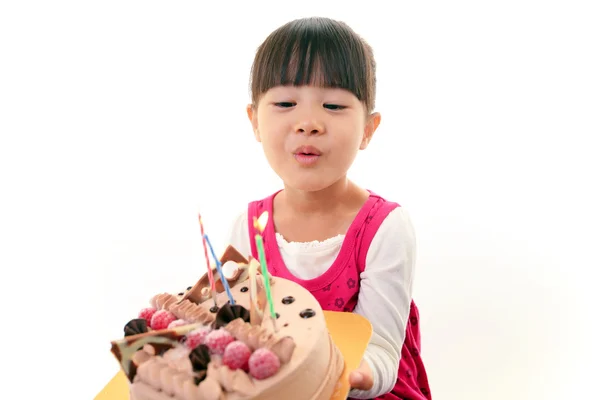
[349,207,416,398]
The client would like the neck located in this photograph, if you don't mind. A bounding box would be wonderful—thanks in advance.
[281,177,358,215]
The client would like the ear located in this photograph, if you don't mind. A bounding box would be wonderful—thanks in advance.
[360,112,381,150]
[246,104,261,142]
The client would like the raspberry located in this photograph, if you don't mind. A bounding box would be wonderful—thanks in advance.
[204,329,235,355]
[138,307,157,325]
[223,341,251,371]
[184,328,210,350]
[150,309,177,330]
[168,319,188,329]
[248,348,280,380]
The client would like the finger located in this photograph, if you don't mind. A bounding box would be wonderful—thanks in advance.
[349,371,364,388]
[349,370,373,391]
[359,369,374,390]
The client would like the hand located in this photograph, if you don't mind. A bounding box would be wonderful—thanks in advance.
[349,359,374,391]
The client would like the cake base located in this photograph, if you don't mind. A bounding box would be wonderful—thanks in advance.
[99,311,371,400]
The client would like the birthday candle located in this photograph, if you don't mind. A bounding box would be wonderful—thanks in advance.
[247,257,261,325]
[198,215,216,298]
[203,233,235,305]
[253,212,277,321]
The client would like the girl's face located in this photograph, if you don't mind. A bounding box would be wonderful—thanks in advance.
[247,85,380,193]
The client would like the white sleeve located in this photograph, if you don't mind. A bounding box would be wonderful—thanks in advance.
[349,207,416,399]
[225,210,252,260]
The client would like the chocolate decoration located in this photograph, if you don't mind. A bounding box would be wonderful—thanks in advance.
[282,296,295,304]
[212,303,251,329]
[299,309,316,319]
[189,344,211,370]
[220,245,249,264]
[124,319,148,337]
[151,343,173,356]
[210,306,219,313]
[178,292,184,296]
[127,364,137,382]
[276,313,280,319]
[194,371,207,385]
[187,286,192,290]
[110,323,204,382]
[179,245,250,305]
[189,344,211,384]
[240,286,248,292]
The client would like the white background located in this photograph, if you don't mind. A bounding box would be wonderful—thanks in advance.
[1,1,599,399]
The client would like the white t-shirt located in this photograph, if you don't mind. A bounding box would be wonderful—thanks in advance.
[226,207,417,399]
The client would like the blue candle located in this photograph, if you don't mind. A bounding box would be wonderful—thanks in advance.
[203,234,235,305]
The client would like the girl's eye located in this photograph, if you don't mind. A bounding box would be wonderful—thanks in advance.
[274,102,295,108]
[324,104,346,110]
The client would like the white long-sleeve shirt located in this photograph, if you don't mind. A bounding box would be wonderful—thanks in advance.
[226,207,416,398]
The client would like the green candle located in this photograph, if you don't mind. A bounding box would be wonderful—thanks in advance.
[254,213,276,321]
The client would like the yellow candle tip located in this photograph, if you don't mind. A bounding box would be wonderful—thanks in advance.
[254,211,269,232]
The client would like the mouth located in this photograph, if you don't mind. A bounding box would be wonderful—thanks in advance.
[293,146,322,166]
[293,145,322,156]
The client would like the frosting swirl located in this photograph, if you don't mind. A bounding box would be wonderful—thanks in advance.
[207,359,256,396]
[134,350,228,399]
[136,357,194,396]
[151,293,214,324]
[224,318,296,364]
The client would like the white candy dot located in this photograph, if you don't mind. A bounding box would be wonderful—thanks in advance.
[222,260,239,279]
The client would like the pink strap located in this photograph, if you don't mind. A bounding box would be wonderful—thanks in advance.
[247,200,260,260]
[356,198,400,274]
[248,192,399,275]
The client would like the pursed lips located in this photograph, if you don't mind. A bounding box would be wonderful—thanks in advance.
[293,145,322,166]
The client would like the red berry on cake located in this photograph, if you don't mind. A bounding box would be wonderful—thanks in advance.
[223,341,251,371]
[248,348,280,380]
[138,307,157,325]
[150,309,177,330]
[204,329,235,355]
[184,328,210,350]
[167,319,188,329]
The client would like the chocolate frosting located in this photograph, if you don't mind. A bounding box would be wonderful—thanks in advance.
[212,303,251,329]
[189,344,211,384]
[124,318,148,337]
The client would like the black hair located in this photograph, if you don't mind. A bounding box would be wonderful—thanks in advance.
[249,17,376,113]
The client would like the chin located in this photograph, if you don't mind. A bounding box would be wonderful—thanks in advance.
[283,177,337,193]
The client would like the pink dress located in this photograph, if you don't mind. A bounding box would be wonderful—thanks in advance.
[247,191,432,399]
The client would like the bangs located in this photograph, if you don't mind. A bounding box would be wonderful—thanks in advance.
[250,18,375,111]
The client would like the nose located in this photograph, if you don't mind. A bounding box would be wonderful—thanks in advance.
[294,117,324,136]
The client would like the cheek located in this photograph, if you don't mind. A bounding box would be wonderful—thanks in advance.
[340,122,365,149]
[259,130,283,149]
[260,119,289,147]
[258,130,287,165]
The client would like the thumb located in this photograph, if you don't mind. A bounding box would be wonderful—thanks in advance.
[349,370,373,391]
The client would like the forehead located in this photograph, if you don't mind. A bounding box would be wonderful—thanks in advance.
[263,84,359,99]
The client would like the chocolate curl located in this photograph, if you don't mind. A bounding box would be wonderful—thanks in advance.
[110,323,203,382]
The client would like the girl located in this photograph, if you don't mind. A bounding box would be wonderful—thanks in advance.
[227,17,432,399]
